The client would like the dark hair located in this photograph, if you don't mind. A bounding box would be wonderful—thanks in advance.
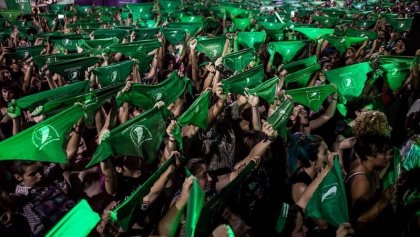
[406,111,420,135]
[185,158,207,177]
[10,160,36,176]
[287,133,324,174]
[354,134,391,160]
[346,95,374,119]
[111,155,142,169]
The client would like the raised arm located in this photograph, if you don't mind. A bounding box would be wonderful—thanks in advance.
[309,89,337,130]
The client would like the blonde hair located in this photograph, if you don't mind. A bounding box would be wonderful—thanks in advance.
[353,111,391,137]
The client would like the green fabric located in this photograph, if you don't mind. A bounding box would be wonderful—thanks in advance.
[185,179,205,237]
[0,10,21,22]
[93,29,127,41]
[211,5,247,19]
[48,56,99,83]
[275,203,290,234]
[323,35,367,54]
[383,147,402,189]
[126,3,154,20]
[285,64,321,87]
[161,28,186,45]
[222,65,264,95]
[87,107,170,167]
[283,56,317,73]
[294,27,334,41]
[180,15,204,23]
[269,41,306,63]
[322,9,346,17]
[78,37,119,55]
[177,90,211,129]
[233,18,252,31]
[33,53,90,68]
[116,72,191,109]
[109,155,175,231]
[345,29,377,40]
[50,4,67,13]
[9,45,44,60]
[237,31,266,49]
[355,20,376,29]
[267,99,293,139]
[388,18,413,32]
[379,63,411,91]
[15,81,90,112]
[312,16,340,28]
[168,22,203,36]
[287,84,336,111]
[195,36,227,61]
[258,22,286,32]
[0,105,85,163]
[93,60,134,87]
[74,5,92,14]
[306,158,349,227]
[222,48,255,72]
[325,62,372,98]
[196,161,256,236]
[245,76,279,104]
[133,28,160,41]
[110,39,161,58]
[45,200,100,237]
[159,0,181,11]
[52,38,82,52]
[5,0,31,14]
[403,144,420,171]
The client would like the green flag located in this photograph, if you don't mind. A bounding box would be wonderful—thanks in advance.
[402,144,420,171]
[306,157,349,227]
[110,39,161,59]
[109,155,175,231]
[161,28,186,45]
[93,29,127,41]
[258,22,286,31]
[322,35,367,54]
[355,20,376,29]
[116,72,191,109]
[283,56,317,73]
[222,48,255,72]
[269,41,306,63]
[78,37,120,55]
[133,28,160,41]
[388,18,413,32]
[74,5,92,14]
[195,36,227,61]
[15,80,90,112]
[345,29,377,40]
[379,63,411,91]
[222,64,264,95]
[287,84,336,111]
[325,62,372,98]
[285,64,321,87]
[126,3,155,20]
[45,200,100,237]
[196,161,256,236]
[211,5,247,19]
[237,31,267,49]
[33,52,90,68]
[93,60,134,87]
[233,18,252,31]
[48,56,99,83]
[0,105,85,163]
[168,22,203,37]
[383,147,402,189]
[9,45,44,60]
[180,15,204,23]
[312,16,340,28]
[185,178,205,237]
[177,90,211,129]
[87,107,170,167]
[294,27,334,41]
[267,99,293,138]
[0,10,21,22]
[245,76,279,104]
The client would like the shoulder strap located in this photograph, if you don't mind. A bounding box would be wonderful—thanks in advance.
[346,171,367,184]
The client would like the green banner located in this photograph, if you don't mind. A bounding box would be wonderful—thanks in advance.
[222,64,264,95]
[222,48,255,72]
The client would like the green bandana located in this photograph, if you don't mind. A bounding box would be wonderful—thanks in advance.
[388,18,413,32]
[9,45,44,60]
[133,28,160,41]
[33,53,90,68]
[312,16,340,28]
[287,84,336,111]
[237,31,267,49]
[355,20,376,29]
[93,60,134,87]
[222,48,255,72]
[161,28,186,45]
[285,64,321,87]
[185,177,205,237]
[0,105,85,163]
[78,37,120,55]
[180,15,204,23]
[126,3,155,20]
[167,22,203,37]
[245,76,280,104]
[196,36,227,61]
[322,35,367,54]
[222,64,264,95]
[0,11,21,22]
[283,56,318,73]
[345,29,377,40]
[48,56,100,83]
[233,18,252,31]
[275,203,290,234]
[269,41,306,63]
[93,29,127,41]
[267,99,294,139]
[294,27,334,41]
[306,157,349,227]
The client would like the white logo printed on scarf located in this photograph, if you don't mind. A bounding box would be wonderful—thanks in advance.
[110,70,119,82]
[321,184,338,203]
[130,125,152,147]
[307,91,320,103]
[342,77,355,90]
[68,70,80,81]
[32,125,60,150]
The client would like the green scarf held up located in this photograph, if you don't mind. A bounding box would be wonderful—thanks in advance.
[233,18,252,31]
[109,39,161,58]
[283,56,318,73]
[161,28,186,45]
[322,35,367,54]
[93,29,127,41]
[0,104,85,163]
[48,56,99,83]
[93,60,134,87]
[355,20,376,29]
[195,36,227,61]
[78,37,120,55]
[245,76,280,105]
[269,41,306,63]
[285,64,321,87]
[325,62,372,98]
[267,99,294,139]
[375,55,414,91]
[126,3,155,20]
[312,16,340,28]
[167,22,203,37]
[33,52,90,68]
[222,64,264,95]
[180,15,204,23]
[116,72,192,109]
[9,45,44,60]
[294,27,334,41]
[287,84,337,112]
[388,18,413,32]
[222,48,255,72]
[237,31,267,49]
[345,29,377,40]
[185,178,205,237]
[0,10,21,22]
[133,28,160,41]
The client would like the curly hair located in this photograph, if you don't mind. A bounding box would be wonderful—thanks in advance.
[352,110,391,137]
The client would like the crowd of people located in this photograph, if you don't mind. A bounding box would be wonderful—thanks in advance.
[0,0,420,236]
